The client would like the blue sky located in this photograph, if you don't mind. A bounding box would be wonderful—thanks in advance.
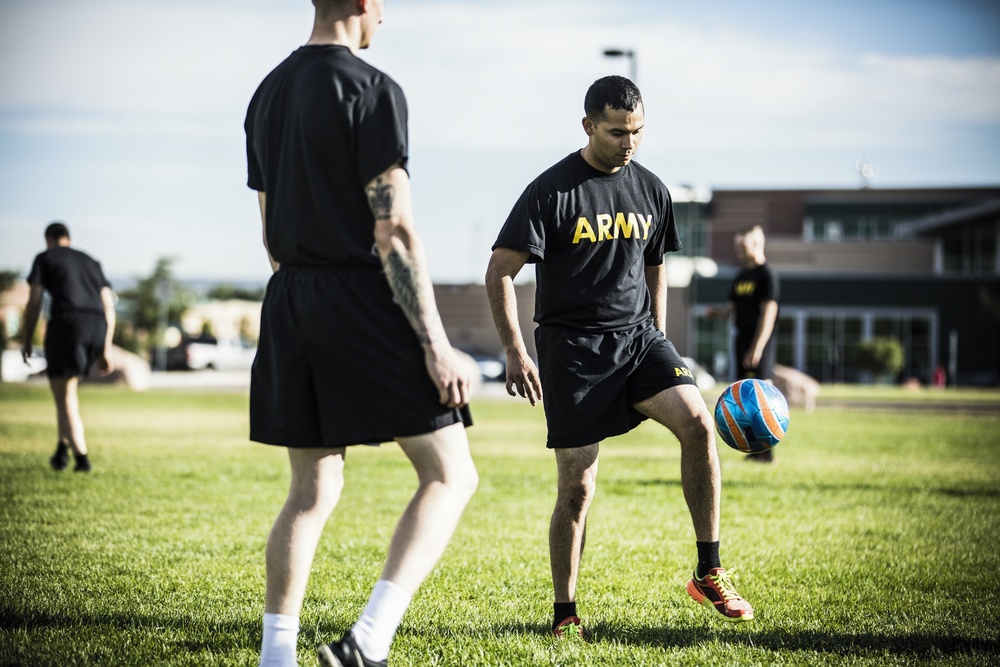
[1,0,998,284]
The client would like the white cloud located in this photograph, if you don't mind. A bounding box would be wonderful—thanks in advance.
[0,0,306,119]
[1,0,998,281]
[3,0,997,152]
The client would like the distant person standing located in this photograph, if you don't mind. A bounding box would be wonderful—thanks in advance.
[21,222,116,473]
[245,1,478,666]
[717,225,780,462]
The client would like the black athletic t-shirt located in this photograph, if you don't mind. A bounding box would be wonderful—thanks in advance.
[729,263,779,336]
[245,45,408,268]
[494,151,680,332]
[27,246,110,317]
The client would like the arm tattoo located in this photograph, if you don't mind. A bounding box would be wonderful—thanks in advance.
[384,248,434,344]
[366,177,394,218]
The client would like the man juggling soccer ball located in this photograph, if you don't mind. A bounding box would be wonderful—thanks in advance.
[486,75,754,638]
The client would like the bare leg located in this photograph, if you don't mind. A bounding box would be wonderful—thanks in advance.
[264,447,346,616]
[49,376,87,456]
[550,444,600,603]
[635,384,719,542]
[379,422,478,593]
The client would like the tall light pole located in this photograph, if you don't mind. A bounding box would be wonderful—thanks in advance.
[603,48,637,83]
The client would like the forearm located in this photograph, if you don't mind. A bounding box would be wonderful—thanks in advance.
[21,303,40,349]
[257,191,280,273]
[102,288,116,353]
[378,230,448,346]
[486,275,527,355]
[644,264,667,333]
[751,301,779,355]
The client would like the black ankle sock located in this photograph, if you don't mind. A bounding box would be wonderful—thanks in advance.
[696,541,721,579]
[553,602,577,629]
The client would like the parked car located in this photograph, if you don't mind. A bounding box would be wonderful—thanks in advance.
[167,335,257,371]
[455,346,505,382]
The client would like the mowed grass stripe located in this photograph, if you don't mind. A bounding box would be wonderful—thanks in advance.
[1,383,998,666]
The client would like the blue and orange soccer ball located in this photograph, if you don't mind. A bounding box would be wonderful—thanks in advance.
[714,379,790,453]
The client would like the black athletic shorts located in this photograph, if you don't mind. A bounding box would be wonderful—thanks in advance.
[735,333,775,381]
[250,265,472,448]
[44,311,107,378]
[535,319,697,448]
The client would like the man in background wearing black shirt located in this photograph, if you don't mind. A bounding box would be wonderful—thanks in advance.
[22,222,115,473]
[712,225,780,463]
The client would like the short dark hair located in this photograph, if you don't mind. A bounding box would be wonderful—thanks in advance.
[584,75,643,121]
[44,222,70,241]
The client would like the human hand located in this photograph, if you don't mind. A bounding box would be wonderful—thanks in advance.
[97,350,115,376]
[742,348,762,370]
[423,341,472,408]
[21,342,32,365]
[504,350,542,406]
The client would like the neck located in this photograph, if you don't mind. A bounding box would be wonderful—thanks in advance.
[579,147,620,175]
[307,18,362,51]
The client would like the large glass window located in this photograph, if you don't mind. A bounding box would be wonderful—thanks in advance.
[691,308,936,385]
[776,316,795,367]
[804,201,966,242]
[672,202,710,258]
[942,222,998,275]
[691,311,729,380]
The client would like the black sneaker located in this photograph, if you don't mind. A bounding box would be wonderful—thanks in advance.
[50,443,69,471]
[73,454,91,473]
[318,631,387,667]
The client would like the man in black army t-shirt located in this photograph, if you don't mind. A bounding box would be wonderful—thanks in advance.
[486,76,754,638]
[721,225,780,463]
[244,2,477,666]
[22,222,115,473]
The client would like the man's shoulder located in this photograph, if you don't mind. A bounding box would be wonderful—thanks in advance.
[624,160,670,194]
[529,152,591,190]
[257,46,403,102]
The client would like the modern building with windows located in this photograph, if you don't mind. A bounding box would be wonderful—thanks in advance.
[685,186,1000,387]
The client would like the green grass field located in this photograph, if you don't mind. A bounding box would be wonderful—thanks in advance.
[1,382,998,666]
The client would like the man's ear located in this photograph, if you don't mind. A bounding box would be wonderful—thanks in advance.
[582,116,595,136]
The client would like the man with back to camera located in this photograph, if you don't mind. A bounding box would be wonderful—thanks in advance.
[245,1,478,666]
[22,221,115,473]
[711,225,780,463]
[485,75,754,638]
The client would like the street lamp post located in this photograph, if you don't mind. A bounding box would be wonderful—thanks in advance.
[603,48,637,83]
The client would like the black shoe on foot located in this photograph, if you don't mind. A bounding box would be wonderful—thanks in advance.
[50,443,69,471]
[73,454,91,473]
[746,449,774,464]
[318,631,386,667]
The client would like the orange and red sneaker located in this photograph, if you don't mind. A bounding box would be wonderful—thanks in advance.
[686,567,754,622]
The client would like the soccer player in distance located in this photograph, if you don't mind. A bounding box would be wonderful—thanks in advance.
[485,76,754,637]
[245,1,478,666]
[22,222,116,473]
[710,225,780,463]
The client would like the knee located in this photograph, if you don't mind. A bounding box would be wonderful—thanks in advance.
[446,456,479,505]
[288,475,343,517]
[557,471,597,513]
[678,409,715,448]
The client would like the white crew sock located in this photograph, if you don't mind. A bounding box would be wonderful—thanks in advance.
[260,612,299,667]
[350,579,412,661]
